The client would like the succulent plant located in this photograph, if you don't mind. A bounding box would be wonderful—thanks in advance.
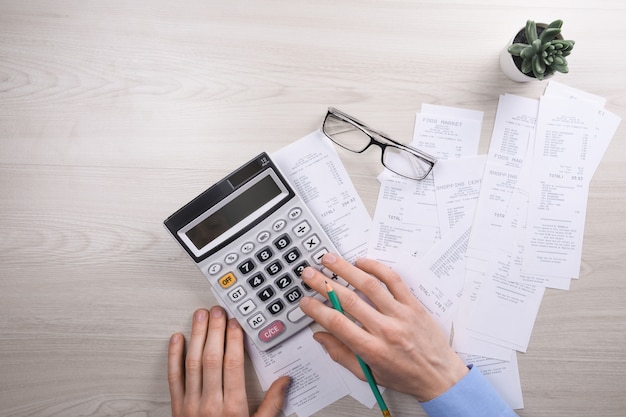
[507,19,575,80]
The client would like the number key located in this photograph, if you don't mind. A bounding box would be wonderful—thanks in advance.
[257,286,275,302]
[238,259,255,275]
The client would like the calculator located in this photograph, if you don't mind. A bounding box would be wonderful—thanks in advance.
[164,153,344,351]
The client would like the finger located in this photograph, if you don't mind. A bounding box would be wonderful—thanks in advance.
[202,306,227,401]
[299,295,374,352]
[302,266,389,332]
[222,318,248,409]
[167,333,186,417]
[252,375,291,417]
[321,253,400,313]
[313,332,366,381]
[354,257,419,306]
[186,309,209,399]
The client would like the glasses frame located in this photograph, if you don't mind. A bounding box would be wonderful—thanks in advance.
[322,107,436,180]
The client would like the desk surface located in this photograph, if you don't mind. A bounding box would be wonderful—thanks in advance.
[2,1,625,416]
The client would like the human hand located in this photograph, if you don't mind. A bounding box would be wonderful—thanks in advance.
[168,307,291,417]
[299,254,468,402]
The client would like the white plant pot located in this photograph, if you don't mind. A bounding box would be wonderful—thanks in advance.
[499,43,537,82]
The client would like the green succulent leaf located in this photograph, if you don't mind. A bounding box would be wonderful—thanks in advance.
[520,47,534,59]
[508,43,526,56]
[539,27,562,43]
[525,20,538,43]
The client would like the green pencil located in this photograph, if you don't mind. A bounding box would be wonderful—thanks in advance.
[325,281,392,417]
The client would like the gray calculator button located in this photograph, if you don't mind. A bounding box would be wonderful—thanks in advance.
[238,299,256,316]
[228,286,247,302]
[248,313,266,329]
[273,219,287,231]
[241,242,255,254]
[302,234,321,251]
[287,306,306,322]
[322,268,349,287]
[257,231,271,243]
[313,248,328,264]
[225,253,239,265]
[288,207,302,220]
[293,221,311,237]
[208,263,222,275]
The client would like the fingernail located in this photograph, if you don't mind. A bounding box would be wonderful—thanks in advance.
[299,296,311,308]
[302,267,315,280]
[323,253,337,264]
[228,318,240,328]
[170,333,181,344]
[211,307,223,318]
[195,309,207,322]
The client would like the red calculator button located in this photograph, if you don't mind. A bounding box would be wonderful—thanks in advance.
[258,320,286,343]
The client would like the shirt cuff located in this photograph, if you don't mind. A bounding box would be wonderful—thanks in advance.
[420,365,518,417]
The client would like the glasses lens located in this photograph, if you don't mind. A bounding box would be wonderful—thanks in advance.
[323,113,371,152]
[383,146,433,180]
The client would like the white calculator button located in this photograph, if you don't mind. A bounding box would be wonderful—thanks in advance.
[322,268,349,287]
[293,221,311,237]
[238,299,256,316]
[287,306,307,323]
[312,247,328,264]
[224,253,239,265]
[257,230,271,243]
[272,219,287,232]
[288,207,302,220]
[208,263,222,275]
[228,286,247,302]
[302,234,321,251]
[248,313,266,329]
[241,242,255,254]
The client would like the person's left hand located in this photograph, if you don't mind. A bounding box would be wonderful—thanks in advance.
[168,306,291,417]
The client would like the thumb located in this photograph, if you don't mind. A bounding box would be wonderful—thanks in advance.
[252,375,291,417]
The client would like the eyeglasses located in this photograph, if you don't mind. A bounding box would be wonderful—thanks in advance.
[322,107,436,180]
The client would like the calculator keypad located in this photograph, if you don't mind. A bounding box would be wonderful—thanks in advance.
[207,205,335,350]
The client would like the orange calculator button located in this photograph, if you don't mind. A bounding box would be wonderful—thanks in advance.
[219,273,236,289]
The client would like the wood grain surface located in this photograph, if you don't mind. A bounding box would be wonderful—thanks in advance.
[1,1,625,416]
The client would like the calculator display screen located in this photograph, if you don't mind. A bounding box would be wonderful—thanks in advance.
[185,174,282,250]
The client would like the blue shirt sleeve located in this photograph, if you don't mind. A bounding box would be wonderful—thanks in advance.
[420,365,519,417]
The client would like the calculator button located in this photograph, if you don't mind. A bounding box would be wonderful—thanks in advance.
[249,313,267,329]
[238,259,256,275]
[288,207,302,220]
[255,247,274,263]
[238,299,256,316]
[265,260,283,276]
[283,248,301,264]
[247,273,265,289]
[258,320,286,343]
[302,234,321,251]
[273,234,291,250]
[208,263,222,275]
[284,287,303,304]
[275,274,293,290]
[322,268,349,287]
[228,286,247,302]
[293,261,310,277]
[241,242,255,254]
[293,221,311,237]
[219,273,237,289]
[312,248,328,264]
[287,306,306,322]
[257,286,275,302]
[224,253,239,265]
[273,219,287,232]
[267,299,285,315]
[257,231,271,243]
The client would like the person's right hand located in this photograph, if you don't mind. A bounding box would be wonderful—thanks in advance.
[299,253,468,402]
